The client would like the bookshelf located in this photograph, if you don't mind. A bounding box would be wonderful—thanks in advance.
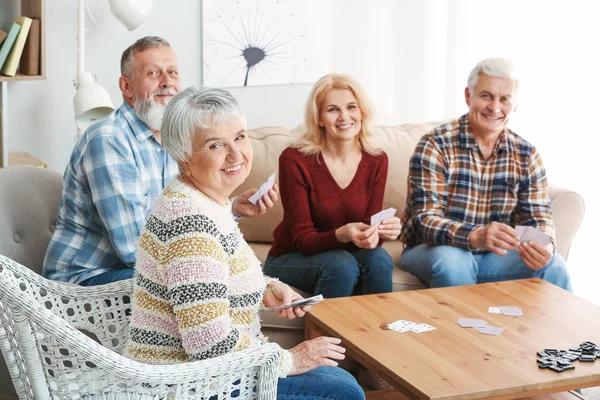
[0,0,45,82]
[0,0,46,167]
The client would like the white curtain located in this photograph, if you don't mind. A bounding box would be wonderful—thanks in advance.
[330,0,599,303]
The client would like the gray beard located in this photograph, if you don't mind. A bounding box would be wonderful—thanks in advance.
[133,98,167,131]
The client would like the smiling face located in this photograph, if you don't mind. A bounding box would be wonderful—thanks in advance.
[318,88,363,144]
[119,45,181,130]
[181,120,252,204]
[465,73,517,139]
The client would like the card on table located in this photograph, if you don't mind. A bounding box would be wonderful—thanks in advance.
[387,320,415,333]
[410,323,436,333]
[457,318,488,328]
[488,306,502,314]
[498,306,523,316]
[478,325,505,336]
[248,172,276,205]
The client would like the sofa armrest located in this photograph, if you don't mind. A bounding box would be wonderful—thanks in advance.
[547,183,585,260]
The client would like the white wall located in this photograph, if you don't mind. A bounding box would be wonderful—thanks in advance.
[4,0,433,171]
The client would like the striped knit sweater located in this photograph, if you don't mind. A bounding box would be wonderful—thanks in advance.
[125,178,279,365]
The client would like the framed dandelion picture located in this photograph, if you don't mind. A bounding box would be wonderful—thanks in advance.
[202,0,331,87]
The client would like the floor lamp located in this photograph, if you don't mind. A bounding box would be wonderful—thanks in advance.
[73,0,153,138]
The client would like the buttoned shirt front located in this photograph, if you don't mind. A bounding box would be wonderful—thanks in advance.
[400,113,555,252]
[43,102,179,283]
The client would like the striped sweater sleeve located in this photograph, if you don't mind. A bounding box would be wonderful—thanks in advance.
[164,224,252,361]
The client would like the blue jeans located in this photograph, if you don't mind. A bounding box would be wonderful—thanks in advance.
[264,247,393,298]
[400,244,572,291]
[277,366,365,399]
[79,268,134,286]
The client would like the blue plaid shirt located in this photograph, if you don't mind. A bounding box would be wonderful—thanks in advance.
[43,102,179,284]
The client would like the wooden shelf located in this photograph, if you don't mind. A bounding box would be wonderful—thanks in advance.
[0,0,46,82]
[0,0,46,167]
[8,152,46,168]
[0,73,45,82]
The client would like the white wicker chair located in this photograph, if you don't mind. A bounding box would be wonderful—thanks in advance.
[0,254,280,400]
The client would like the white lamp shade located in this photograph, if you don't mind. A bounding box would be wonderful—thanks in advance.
[74,72,114,131]
[109,0,153,31]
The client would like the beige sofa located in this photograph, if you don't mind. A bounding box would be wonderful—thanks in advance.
[233,122,585,349]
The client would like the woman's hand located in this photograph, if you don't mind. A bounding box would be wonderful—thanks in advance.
[232,184,279,218]
[378,216,401,240]
[263,281,308,319]
[288,336,346,376]
[335,222,379,249]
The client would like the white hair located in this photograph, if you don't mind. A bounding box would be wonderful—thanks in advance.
[161,87,246,170]
[467,57,520,94]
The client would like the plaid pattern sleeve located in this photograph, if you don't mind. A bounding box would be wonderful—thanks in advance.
[84,132,153,268]
[43,103,179,284]
[400,114,555,251]
[514,147,555,245]
[401,128,477,249]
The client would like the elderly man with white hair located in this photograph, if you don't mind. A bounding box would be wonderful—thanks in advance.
[44,36,277,286]
[399,57,571,291]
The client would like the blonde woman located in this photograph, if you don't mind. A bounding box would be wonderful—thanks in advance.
[264,73,399,298]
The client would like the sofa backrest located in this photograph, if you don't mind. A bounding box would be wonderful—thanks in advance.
[235,122,445,243]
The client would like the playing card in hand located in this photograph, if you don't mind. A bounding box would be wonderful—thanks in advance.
[370,207,397,226]
[515,225,551,247]
[249,172,276,205]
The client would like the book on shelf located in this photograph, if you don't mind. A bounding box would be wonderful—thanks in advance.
[20,19,40,76]
[0,23,21,72]
[1,16,33,77]
[0,29,8,47]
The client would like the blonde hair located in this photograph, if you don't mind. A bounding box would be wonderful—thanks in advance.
[295,73,380,156]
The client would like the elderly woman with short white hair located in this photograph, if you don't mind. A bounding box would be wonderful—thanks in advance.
[125,86,365,399]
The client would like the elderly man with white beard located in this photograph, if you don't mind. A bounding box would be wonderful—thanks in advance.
[43,37,278,286]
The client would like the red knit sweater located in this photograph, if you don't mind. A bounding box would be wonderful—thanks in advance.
[269,147,388,257]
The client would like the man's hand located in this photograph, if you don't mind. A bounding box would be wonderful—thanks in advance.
[232,184,279,218]
[517,241,552,270]
[288,336,346,376]
[378,216,401,240]
[262,281,307,320]
[335,222,379,249]
[469,222,519,255]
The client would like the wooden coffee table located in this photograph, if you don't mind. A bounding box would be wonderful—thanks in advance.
[305,279,600,400]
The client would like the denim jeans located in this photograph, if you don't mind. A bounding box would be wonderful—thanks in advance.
[79,268,134,286]
[400,244,572,291]
[264,247,393,298]
[277,366,365,399]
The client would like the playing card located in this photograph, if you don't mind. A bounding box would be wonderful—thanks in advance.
[263,294,323,312]
[382,207,397,221]
[388,320,415,331]
[478,325,505,335]
[370,211,383,226]
[371,207,396,226]
[515,225,527,239]
[249,172,276,205]
[498,306,523,316]
[457,318,487,328]
[516,225,551,247]
[410,323,436,333]
[488,306,502,314]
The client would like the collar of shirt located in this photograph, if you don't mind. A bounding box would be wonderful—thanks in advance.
[458,113,513,155]
[118,102,157,144]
